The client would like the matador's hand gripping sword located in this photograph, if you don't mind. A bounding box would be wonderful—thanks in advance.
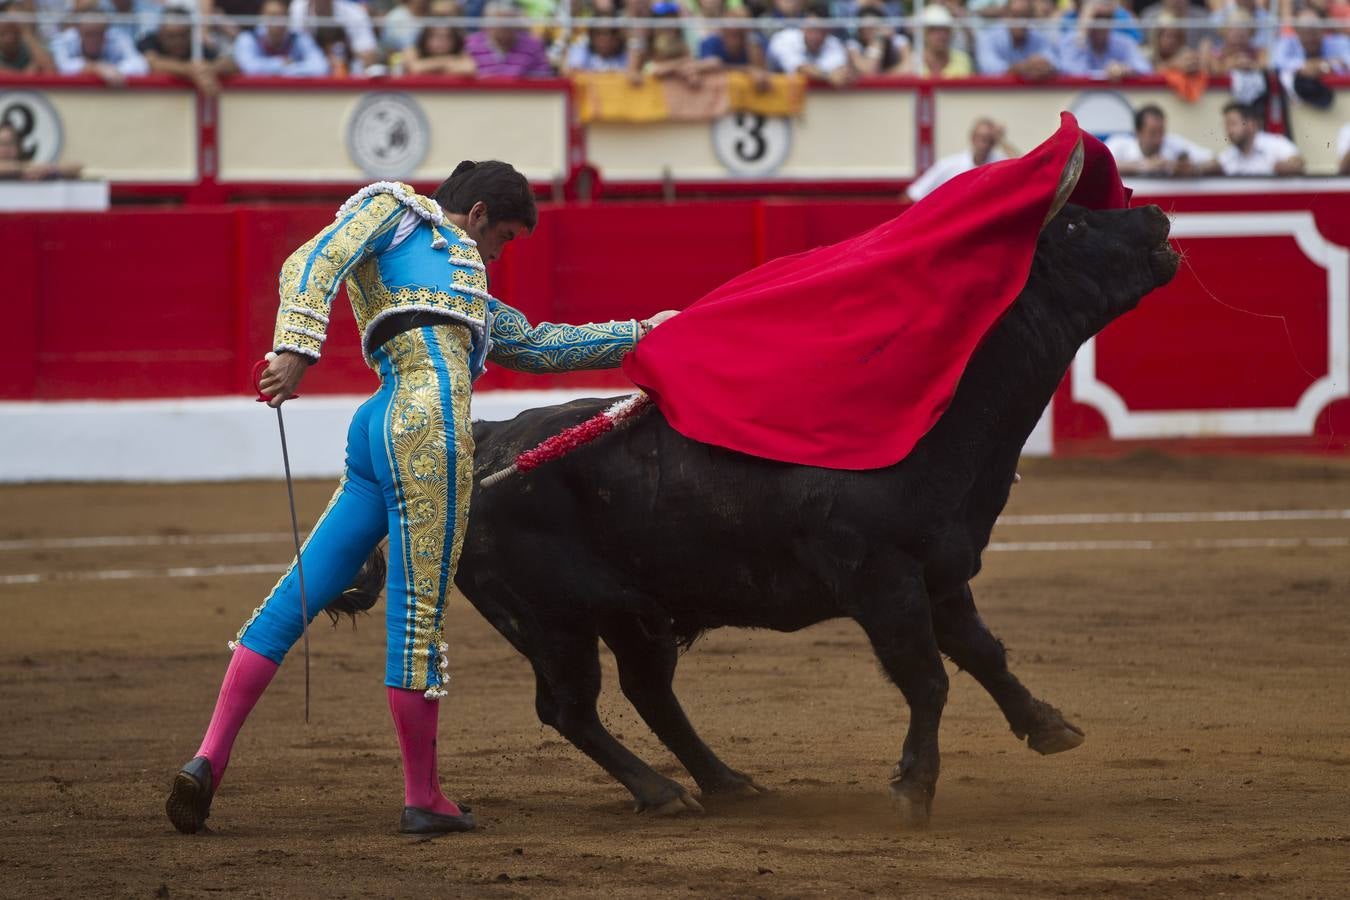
[252,358,311,724]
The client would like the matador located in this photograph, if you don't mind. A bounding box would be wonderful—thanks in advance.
[166,161,677,836]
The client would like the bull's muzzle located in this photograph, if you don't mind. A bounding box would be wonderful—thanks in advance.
[1141,205,1180,286]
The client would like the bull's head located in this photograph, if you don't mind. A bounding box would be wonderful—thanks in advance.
[1026,141,1180,341]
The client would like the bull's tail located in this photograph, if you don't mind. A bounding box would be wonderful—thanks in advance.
[327,543,387,625]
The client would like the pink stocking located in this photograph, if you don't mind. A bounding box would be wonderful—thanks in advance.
[194,645,279,787]
[388,687,462,815]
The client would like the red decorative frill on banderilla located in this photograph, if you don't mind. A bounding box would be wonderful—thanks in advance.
[480,393,653,488]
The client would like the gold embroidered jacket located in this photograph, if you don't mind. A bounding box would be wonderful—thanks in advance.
[273,182,639,377]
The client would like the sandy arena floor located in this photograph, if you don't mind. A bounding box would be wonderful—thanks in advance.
[1,454,1348,898]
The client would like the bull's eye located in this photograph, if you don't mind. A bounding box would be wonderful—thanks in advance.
[1066,221,1083,236]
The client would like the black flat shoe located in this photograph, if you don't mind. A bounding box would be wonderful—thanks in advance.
[166,756,215,835]
[400,805,477,835]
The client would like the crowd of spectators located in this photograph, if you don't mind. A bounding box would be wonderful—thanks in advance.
[2,0,1349,86]
[2,0,1347,180]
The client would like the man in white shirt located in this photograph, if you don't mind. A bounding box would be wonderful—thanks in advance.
[904,118,1010,203]
[766,0,851,86]
[1106,104,1219,176]
[50,0,149,83]
[1338,122,1350,175]
[1218,101,1304,176]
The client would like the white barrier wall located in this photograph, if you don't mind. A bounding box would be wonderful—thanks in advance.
[0,391,628,482]
[587,90,918,182]
[0,85,197,182]
[0,391,1053,482]
[217,88,571,183]
[4,79,1346,186]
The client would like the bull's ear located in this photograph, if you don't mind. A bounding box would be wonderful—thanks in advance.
[1042,138,1085,230]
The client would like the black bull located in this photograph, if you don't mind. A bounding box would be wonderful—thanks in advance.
[446,202,1180,826]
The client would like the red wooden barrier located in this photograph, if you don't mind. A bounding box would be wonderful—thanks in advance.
[1052,188,1350,454]
[2,199,902,401]
[8,192,1347,456]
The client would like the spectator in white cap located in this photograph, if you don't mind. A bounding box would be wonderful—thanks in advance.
[918,4,974,77]
[1218,101,1303,175]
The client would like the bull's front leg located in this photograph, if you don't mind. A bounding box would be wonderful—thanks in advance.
[531,623,704,816]
[931,585,1084,755]
[853,563,948,828]
[600,616,766,799]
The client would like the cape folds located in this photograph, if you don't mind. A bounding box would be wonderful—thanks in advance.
[622,112,1131,470]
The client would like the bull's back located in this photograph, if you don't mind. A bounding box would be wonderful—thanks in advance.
[461,399,886,631]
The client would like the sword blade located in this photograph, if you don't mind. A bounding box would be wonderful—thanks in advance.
[274,405,311,725]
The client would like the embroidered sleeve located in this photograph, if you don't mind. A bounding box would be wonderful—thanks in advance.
[486,300,640,373]
[272,193,406,360]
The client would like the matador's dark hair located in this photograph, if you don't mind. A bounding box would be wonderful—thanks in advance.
[432,160,538,231]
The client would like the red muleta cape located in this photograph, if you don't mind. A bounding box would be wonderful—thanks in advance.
[622,112,1130,470]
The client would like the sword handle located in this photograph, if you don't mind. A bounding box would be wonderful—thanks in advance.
[252,357,301,403]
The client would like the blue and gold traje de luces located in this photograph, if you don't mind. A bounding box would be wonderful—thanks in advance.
[241,183,642,697]
[272,181,641,378]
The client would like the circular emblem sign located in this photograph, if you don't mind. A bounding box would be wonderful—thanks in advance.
[346,92,430,180]
[711,112,792,178]
[0,90,63,164]
[1069,90,1136,141]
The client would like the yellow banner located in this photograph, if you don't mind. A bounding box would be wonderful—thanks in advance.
[573,71,805,124]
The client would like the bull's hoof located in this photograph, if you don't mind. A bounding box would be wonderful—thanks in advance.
[1019,700,1086,755]
[1028,722,1086,755]
[636,790,704,816]
[700,771,770,799]
[889,781,932,829]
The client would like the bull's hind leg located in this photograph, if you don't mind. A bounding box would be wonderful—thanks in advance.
[855,565,949,827]
[932,585,1084,755]
[600,617,766,799]
[531,622,703,815]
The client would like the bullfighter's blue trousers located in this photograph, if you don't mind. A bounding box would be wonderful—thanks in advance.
[234,324,474,698]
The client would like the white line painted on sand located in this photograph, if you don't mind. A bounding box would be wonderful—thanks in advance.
[997,509,1350,526]
[3,536,1347,586]
[4,509,1348,553]
[0,563,284,586]
[988,537,1350,552]
[0,532,291,552]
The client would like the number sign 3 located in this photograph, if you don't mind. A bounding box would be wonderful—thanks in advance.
[711,112,792,178]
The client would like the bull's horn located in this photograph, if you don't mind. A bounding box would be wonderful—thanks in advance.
[1042,137,1085,229]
